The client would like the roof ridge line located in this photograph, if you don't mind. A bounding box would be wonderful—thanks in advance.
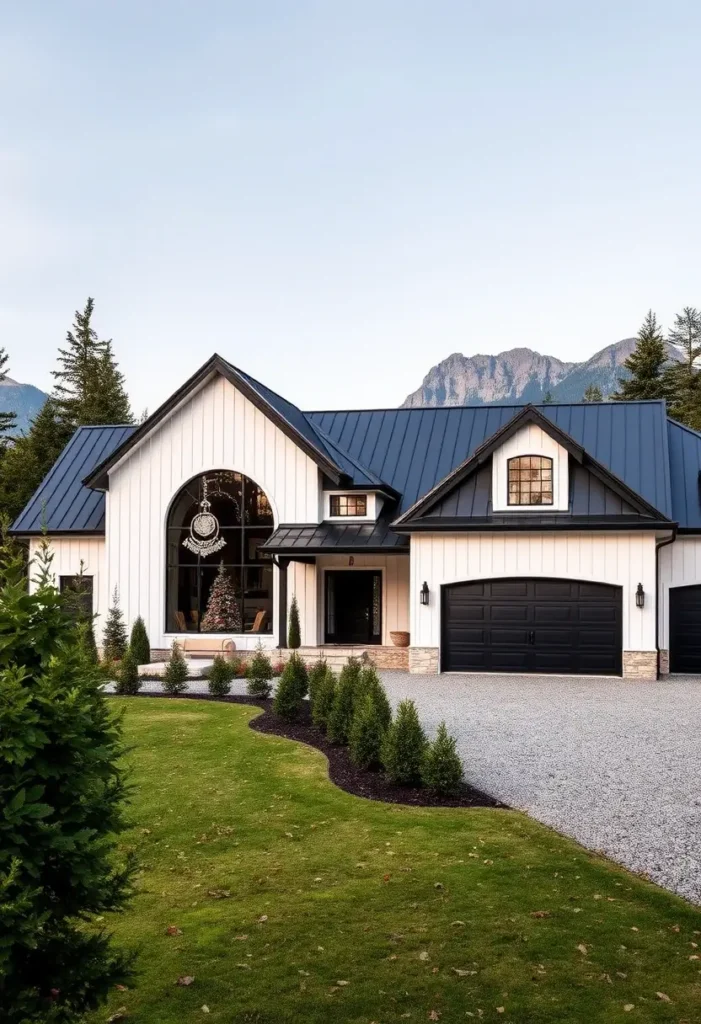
[305,399,669,414]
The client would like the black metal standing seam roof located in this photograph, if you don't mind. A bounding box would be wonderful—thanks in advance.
[305,400,674,520]
[262,518,409,554]
[10,425,136,534]
[667,419,701,530]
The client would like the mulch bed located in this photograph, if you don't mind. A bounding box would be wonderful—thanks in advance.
[109,690,503,809]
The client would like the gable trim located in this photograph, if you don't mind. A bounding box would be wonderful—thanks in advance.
[392,404,670,527]
[84,354,344,490]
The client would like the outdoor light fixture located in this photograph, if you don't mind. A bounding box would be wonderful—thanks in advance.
[636,583,645,608]
[420,581,430,606]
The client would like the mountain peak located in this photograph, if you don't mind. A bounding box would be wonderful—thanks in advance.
[401,338,679,408]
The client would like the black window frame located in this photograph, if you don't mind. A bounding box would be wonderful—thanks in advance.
[329,493,368,517]
[507,455,554,506]
[165,471,275,635]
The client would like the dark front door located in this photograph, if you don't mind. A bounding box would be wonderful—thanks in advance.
[670,585,701,672]
[325,571,382,645]
[442,578,622,675]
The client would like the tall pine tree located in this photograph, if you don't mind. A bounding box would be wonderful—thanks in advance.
[663,306,701,429]
[0,348,17,442]
[583,384,603,402]
[612,310,668,401]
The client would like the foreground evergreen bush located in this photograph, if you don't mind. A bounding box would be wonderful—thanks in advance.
[311,668,337,729]
[307,657,328,705]
[163,641,188,695]
[381,699,427,785]
[327,657,363,744]
[115,647,141,696]
[246,642,274,699]
[207,655,233,696]
[288,595,301,649]
[273,652,308,720]
[349,693,386,769]
[421,722,464,795]
[358,666,392,731]
[102,587,128,661]
[128,616,151,665]
[0,539,135,1023]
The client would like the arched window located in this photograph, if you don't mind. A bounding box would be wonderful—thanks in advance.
[166,471,274,634]
[507,455,553,506]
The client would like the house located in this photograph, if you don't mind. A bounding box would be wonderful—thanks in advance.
[11,353,701,680]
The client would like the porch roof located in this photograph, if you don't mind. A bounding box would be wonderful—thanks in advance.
[261,519,409,556]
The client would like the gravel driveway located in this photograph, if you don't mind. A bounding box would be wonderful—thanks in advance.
[380,672,701,905]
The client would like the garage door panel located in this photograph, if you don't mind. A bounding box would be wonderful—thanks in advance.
[670,586,701,673]
[442,578,622,675]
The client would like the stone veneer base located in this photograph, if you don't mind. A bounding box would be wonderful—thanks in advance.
[658,649,670,676]
[622,650,658,681]
[408,647,440,674]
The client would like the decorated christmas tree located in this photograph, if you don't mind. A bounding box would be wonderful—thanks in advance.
[200,562,242,632]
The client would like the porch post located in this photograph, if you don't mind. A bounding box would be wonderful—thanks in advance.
[277,557,290,648]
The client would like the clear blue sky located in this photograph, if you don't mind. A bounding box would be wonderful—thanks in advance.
[2,1,699,413]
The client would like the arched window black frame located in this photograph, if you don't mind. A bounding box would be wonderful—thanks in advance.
[507,455,554,506]
[165,471,274,634]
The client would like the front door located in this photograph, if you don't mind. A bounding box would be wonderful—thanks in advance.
[325,571,382,645]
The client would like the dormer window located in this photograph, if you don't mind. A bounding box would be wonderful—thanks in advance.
[330,494,367,517]
[507,456,553,506]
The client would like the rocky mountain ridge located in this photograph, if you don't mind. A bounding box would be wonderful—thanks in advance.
[402,338,681,407]
[0,377,48,434]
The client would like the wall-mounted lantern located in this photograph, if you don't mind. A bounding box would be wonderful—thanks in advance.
[420,581,430,606]
[636,583,645,608]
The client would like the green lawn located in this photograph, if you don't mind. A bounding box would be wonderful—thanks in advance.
[90,698,701,1023]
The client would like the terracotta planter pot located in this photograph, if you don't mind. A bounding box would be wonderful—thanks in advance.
[390,630,410,648]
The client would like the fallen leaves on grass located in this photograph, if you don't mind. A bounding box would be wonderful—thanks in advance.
[165,925,182,936]
[429,1012,441,1021]
[656,992,672,1003]
[623,1006,634,1013]
[234,934,248,941]
[176,976,195,986]
[208,889,231,899]
[452,968,477,977]
[107,1010,128,1023]
[258,914,268,923]
[419,951,430,961]
[576,944,588,955]
[530,911,551,919]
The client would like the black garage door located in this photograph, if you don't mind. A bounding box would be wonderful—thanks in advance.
[442,578,622,675]
[669,585,701,673]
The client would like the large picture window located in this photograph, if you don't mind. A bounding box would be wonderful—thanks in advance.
[507,455,554,506]
[166,471,274,634]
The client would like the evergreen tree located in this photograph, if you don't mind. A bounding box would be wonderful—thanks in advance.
[273,652,307,720]
[115,648,141,696]
[102,588,128,661]
[307,657,328,705]
[542,391,554,404]
[129,616,151,665]
[163,641,189,694]
[612,310,668,401]
[200,563,242,632]
[61,564,98,666]
[358,666,392,731]
[381,699,427,786]
[246,641,274,698]
[311,668,337,730]
[0,399,72,524]
[327,659,363,745]
[207,655,233,697]
[0,537,134,1021]
[349,693,386,769]
[582,384,603,402]
[0,348,17,441]
[421,722,464,795]
[663,307,701,429]
[288,594,301,648]
[52,298,132,428]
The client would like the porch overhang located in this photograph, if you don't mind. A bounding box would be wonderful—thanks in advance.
[261,520,409,557]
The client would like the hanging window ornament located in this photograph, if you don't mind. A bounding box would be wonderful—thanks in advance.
[182,477,227,557]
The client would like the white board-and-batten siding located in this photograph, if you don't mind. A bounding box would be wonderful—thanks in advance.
[106,373,321,650]
[29,535,107,634]
[411,532,658,653]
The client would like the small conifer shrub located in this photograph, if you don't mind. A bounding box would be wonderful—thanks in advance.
[422,722,464,795]
[288,594,301,648]
[115,647,141,696]
[381,699,427,786]
[273,652,308,720]
[207,654,233,696]
[327,658,362,745]
[307,657,328,705]
[311,668,337,729]
[102,586,128,661]
[358,666,392,731]
[129,615,151,665]
[349,693,386,769]
[246,641,274,698]
[163,641,189,695]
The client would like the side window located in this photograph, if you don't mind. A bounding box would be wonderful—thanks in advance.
[60,575,94,621]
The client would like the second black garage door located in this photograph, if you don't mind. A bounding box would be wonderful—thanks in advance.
[442,578,622,675]
[669,585,701,673]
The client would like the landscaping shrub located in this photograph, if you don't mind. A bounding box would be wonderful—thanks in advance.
[115,647,141,696]
[207,654,233,696]
[272,660,286,677]
[288,595,301,648]
[76,619,99,666]
[422,721,464,795]
[327,658,362,745]
[307,657,328,705]
[273,652,307,720]
[129,615,151,665]
[246,642,274,699]
[358,666,392,731]
[349,693,386,769]
[381,699,427,785]
[0,537,134,1023]
[311,668,337,729]
[102,587,128,661]
[163,641,189,695]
